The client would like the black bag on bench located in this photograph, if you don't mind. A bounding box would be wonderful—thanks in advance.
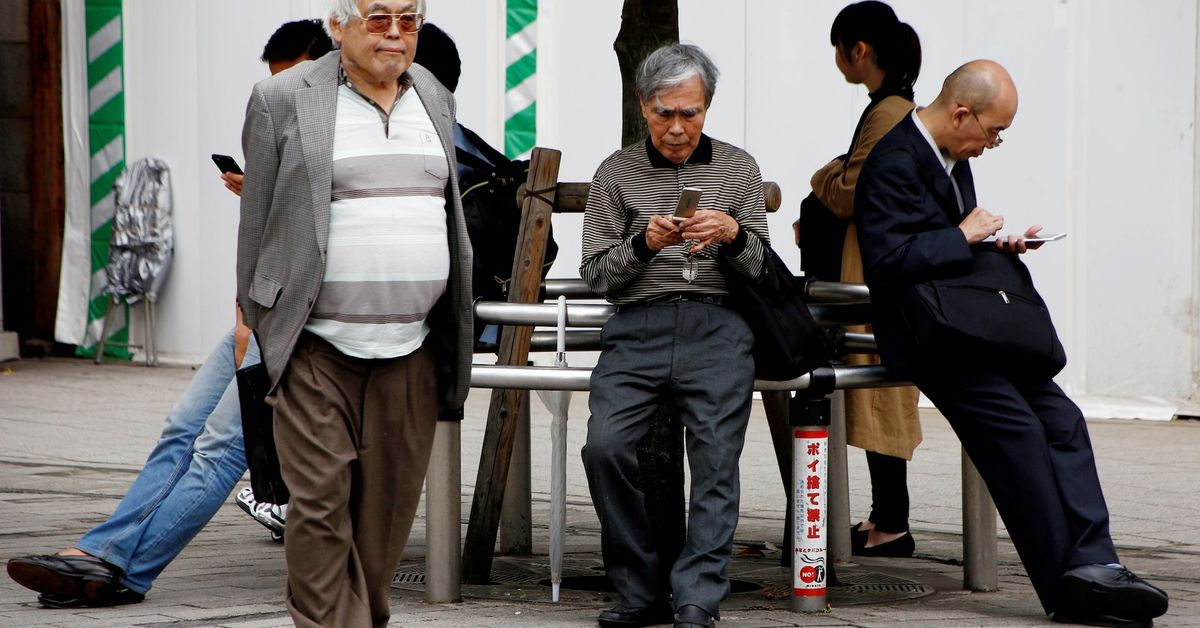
[721,247,833,381]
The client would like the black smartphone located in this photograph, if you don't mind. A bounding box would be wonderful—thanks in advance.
[211,153,243,175]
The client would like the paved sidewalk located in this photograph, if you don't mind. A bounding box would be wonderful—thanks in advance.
[1,357,1198,627]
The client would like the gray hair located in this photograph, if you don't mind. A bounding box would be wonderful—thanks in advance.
[325,0,427,45]
[635,43,720,106]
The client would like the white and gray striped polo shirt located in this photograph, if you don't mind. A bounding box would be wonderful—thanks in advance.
[303,78,450,359]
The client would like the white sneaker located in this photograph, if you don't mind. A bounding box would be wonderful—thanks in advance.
[235,486,287,538]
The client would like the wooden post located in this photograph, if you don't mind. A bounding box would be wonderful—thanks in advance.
[462,147,561,584]
[31,0,65,342]
[498,395,532,554]
[521,181,781,213]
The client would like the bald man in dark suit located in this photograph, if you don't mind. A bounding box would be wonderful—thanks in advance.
[855,59,1168,628]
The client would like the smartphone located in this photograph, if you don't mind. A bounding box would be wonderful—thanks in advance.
[1024,232,1067,243]
[985,232,1067,244]
[672,187,703,223]
[211,153,244,176]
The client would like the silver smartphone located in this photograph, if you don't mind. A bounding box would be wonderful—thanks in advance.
[672,187,703,222]
[1022,232,1067,243]
[985,232,1067,244]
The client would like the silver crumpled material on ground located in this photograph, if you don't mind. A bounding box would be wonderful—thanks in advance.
[104,157,173,304]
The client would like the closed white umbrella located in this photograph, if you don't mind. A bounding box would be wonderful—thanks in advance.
[535,295,572,602]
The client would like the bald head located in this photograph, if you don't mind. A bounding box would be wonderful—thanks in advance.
[919,59,1017,160]
[935,59,1017,116]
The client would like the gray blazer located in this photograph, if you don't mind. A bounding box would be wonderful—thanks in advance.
[236,51,473,419]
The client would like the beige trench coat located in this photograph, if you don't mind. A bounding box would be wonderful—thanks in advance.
[809,95,922,460]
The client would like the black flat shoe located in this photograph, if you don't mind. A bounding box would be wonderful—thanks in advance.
[7,554,123,603]
[852,531,915,558]
[597,602,674,627]
[37,588,145,609]
[674,604,715,628]
[1056,564,1168,623]
[850,522,869,551]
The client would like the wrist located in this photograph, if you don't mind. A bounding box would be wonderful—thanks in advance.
[632,230,657,262]
[721,227,749,256]
[722,223,740,244]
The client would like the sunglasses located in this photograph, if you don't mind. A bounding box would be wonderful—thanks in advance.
[354,13,424,34]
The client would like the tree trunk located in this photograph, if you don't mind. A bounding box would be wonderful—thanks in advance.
[613,0,685,594]
[614,0,679,147]
[30,0,65,344]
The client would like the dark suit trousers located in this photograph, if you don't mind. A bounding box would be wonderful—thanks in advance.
[271,332,438,628]
[913,366,1118,613]
[583,301,754,618]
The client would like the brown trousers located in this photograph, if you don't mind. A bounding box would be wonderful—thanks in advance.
[272,332,438,628]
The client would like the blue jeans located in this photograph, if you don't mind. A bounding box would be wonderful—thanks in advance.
[76,329,258,594]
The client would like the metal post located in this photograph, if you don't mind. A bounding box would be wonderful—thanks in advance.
[426,421,462,602]
[962,448,998,591]
[499,393,532,554]
[790,395,830,613]
[826,389,850,564]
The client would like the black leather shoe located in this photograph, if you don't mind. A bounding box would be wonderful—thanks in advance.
[37,588,145,609]
[6,554,123,604]
[852,530,915,558]
[1056,564,1168,624]
[674,604,715,628]
[597,602,674,627]
[1051,610,1152,627]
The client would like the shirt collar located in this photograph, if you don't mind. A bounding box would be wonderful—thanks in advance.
[911,109,956,175]
[337,61,412,109]
[645,134,713,168]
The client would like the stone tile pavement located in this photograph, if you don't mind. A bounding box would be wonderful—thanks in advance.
[1,358,1198,626]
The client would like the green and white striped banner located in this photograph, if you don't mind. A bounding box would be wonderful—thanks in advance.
[505,0,537,159]
[77,0,129,359]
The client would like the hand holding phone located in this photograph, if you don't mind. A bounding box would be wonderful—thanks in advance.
[672,187,702,223]
[211,153,243,176]
[984,232,1066,244]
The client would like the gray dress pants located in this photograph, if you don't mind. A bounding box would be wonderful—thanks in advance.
[583,300,754,618]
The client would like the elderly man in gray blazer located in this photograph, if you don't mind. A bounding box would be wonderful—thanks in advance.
[236,0,471,625]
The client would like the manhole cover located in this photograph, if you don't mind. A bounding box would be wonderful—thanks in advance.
[392,552,933,609]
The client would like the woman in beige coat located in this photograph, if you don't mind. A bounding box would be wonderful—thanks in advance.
[808,1,923,557]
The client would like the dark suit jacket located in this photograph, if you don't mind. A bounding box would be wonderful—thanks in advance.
[853,113,979,372]
[236,51,473,419]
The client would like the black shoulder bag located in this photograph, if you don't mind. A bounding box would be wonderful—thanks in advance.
[898,246,1066,378]
[721,247,833,381]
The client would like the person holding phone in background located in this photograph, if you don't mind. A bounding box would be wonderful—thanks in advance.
[5,20,332,609]
[579,43,769,628]
[855,59,1169,627]
[807,1,924,558]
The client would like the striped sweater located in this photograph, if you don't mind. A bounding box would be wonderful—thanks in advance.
[580,135,769,305]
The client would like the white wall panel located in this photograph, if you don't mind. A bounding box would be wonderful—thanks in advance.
[114,0,1198,403]
[1081,1,1196,397]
